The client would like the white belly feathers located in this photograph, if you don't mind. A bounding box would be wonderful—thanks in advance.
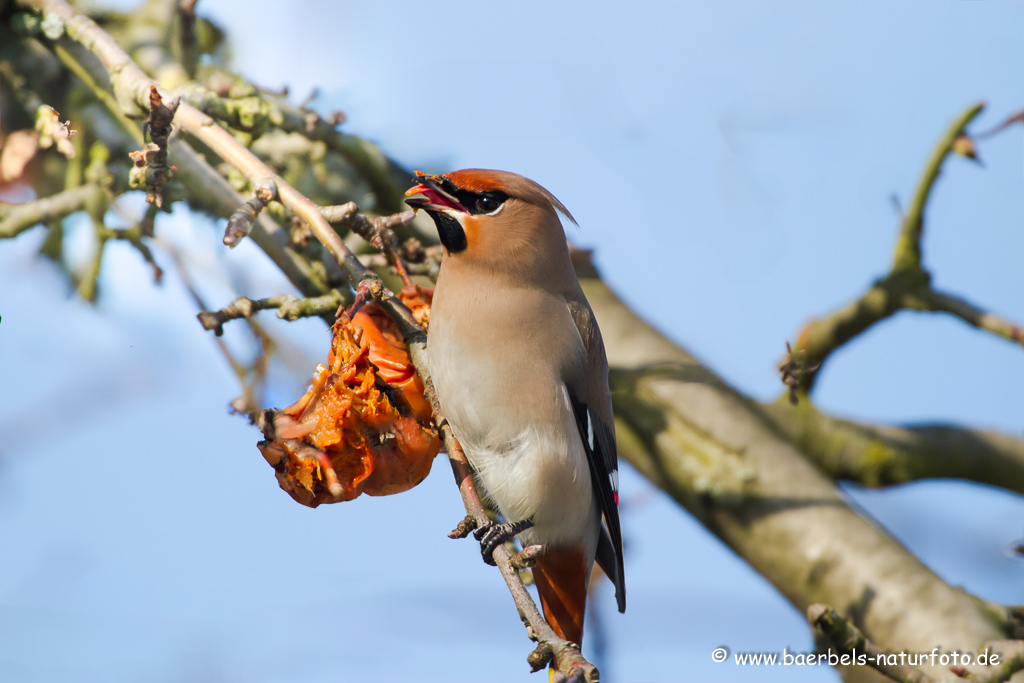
[428,324,599,554]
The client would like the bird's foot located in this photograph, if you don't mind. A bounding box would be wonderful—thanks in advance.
[474,518,534,566]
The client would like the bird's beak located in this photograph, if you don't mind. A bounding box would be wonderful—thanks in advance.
[404,172,469,214]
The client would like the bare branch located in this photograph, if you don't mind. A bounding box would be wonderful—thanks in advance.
[176,0,200,78]
[197,290,346,336]
[759,399,1024,495]
[359,251,439,278]
[577,263,1010,669]
[223,180,276,247]
[178,80,403,212]
[893,103,985,273]
[48,41,144,146]
[0,183,104,238]
[784,103,1008,394]
[910,288,1024,349]
[170,245,268,414]
[127,86,179,207]
[975,107,1024,140]
[809,604,937,683]
[76,214,107,302]
[0,59,46,115]
[26,4,328,298]
[169,141,328,297]
[100,225,163,284]
[321,202,417,287]
[15,0,594,669]
[966,641,1024,683]
[439,424,598,681]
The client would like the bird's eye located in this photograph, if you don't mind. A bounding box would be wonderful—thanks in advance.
[476,196,500,214]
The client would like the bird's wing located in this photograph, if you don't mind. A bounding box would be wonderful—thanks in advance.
[566,298,626,613]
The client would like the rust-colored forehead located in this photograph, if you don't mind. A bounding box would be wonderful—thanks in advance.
[442,169,509,194]
[413,168,577,225]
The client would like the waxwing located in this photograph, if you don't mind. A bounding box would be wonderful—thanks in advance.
[405,169,625,648]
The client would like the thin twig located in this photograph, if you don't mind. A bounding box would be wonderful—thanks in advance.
[439,422,598,681]
[974,108,1024,140]
[41,13,328,297]
[809,604,937,683]
[49,42,144,145]
[912,288,1024,348]
[0,59,46,114]
[783,103,1007,394]
[321,202,417,287]
[758,398,1024,495]
[99,224,163,284]
[223,180,276,247]
[77,214,108,301]
[128,86,179,207]
[176,0,199,78]
[170,139,328,297]
[964,641,1024,683]
[169,245,266,412]
[893,103,985,273]
[0,183,104,238]
[197,290,346,336]
[179,80,402,212]
[17,0,592,670]
[359,252,439,278]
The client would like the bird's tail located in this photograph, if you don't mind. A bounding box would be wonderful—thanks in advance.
[531,545,589,648]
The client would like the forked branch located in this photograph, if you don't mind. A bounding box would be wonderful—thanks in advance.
[14,0,598,675]
[782,103,1024,395]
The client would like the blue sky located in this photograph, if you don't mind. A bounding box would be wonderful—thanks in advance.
[1,2,1022,682]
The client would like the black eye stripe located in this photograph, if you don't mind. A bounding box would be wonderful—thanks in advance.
[458,189,509,215]
[424,176,509,215]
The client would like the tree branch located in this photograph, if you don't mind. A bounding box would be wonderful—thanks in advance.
[178,78,404,213]
[967,640,1024,683]
[893,104,985,273]
[910,288,1024,348]
[22,4,329,299]
[127,85,178,207]
[168,139,329,298]
[320,202,417,287]
[440,424,598,681]
[197,290,346,336]
[0,183,105,238]
[809,604,937,683]
[759,398,1024,494]
[574,256,1010,680]
[223,180,275,247]
[176,0,200,79]
[14,0,595,674]
[786,103,993,394]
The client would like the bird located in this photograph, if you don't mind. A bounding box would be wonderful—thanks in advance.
[404,169,625,651]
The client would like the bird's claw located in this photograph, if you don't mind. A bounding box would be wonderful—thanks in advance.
[474,519,534,566]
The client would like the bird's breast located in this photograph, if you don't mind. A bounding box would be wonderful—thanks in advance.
[427,280,581,447]
[427,274,598,549]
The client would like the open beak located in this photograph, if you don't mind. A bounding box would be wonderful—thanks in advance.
[404,172,469,214]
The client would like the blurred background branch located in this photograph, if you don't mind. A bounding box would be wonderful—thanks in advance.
[780,103,1024,398]
[2,0,1022,681]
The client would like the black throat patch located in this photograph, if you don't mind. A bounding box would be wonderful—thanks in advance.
[429,211,467,255]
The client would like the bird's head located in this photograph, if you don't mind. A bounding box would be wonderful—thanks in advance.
[404,169,576,272]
